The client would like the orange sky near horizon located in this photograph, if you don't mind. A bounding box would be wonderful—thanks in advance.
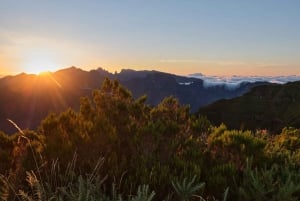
[0,41,298,77]
[0,34,298,76]
[1,57,299,77]
[1,63,299,77]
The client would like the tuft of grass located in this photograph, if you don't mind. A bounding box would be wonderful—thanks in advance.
[0,175,10,201]
[130,185,155,201]
[171,175,205,201]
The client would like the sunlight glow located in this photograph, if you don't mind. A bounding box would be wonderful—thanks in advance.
[23,49,61,75]
[33,70,62,88]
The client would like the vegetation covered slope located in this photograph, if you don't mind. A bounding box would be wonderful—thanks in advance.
[1,79,300,201]
[199,81,300,133]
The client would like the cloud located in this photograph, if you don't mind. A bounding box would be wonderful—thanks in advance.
[159,59,199,63]
[159,58,287,69]
[188,74,300,90]
[159,59,247,65]
[198,60,249,66]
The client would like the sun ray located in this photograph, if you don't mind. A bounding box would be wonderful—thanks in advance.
[38,72,62,88]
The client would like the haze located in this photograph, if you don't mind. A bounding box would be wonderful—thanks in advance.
[1,0,300,76]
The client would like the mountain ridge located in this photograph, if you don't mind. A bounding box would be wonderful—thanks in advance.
[0,67,271,134]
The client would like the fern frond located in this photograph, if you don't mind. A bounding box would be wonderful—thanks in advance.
[0,176,9,201]
[130,185,155,201]
[223,187,229,201]
[171,175,205,201]
[24,171,45,201]
[18,190,33,201]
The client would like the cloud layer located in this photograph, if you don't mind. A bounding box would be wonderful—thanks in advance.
[188,74,300,90]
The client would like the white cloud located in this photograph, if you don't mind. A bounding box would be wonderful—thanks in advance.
[159,59,199,63]
[188,74,300,90]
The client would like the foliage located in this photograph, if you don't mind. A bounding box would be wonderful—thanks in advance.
[0,131,14,174]
[208,125,266,169]
[3,79,300,200]
[0,175,9,201]
[237,160,300,201]
[130,185,155,201]
[171,175,205,201]
[18,171,50,201]
[199,81,300,133]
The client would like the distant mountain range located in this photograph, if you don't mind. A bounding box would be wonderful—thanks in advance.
[0,67,274,134]
[199,81,300,133]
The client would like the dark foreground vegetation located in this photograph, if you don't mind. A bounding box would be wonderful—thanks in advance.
[1,79,300,201]
[200,81,300,133]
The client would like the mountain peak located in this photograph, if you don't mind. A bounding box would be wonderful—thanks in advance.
[189,73,204,77]
[55,66,83,73]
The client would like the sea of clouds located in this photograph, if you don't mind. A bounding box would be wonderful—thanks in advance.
[188,73,300,90]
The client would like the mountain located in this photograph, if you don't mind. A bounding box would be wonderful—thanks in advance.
[0,67,104,134]
[0,67,268,134]
[199,81,300,133]
[121,72,268,110]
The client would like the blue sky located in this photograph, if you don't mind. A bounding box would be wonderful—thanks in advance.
[1,0,300,75]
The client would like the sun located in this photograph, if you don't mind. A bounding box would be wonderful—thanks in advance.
[23,49,61,75]
[24,60,59,75]
[26,67,53,75]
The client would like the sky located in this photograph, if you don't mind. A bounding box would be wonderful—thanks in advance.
[0,0,300,76]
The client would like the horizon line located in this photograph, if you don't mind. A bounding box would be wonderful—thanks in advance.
[1,66,300,78]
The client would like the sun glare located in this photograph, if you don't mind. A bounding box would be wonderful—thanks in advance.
[23,49,61,75]
[25,63,59,75]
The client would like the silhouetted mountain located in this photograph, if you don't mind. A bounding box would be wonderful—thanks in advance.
[121,72,268,111]
[199,81,300,133]
[115,69,158,81]
[0,67,102,134]
[0,67,268,134]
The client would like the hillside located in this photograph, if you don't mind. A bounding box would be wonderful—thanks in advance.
[0,67,267,134]
[0,67,104,134]
[3,78,300,201]
[199,81,300,133]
